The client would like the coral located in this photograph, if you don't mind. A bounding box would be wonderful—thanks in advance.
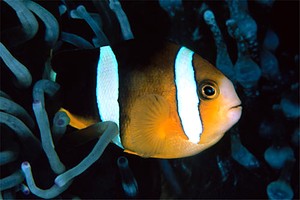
[109,0,134,40]
[0,149,18,166]
[0,43,32,88]
[267,159,295,200]
[54,121,118,187]
[264,145,294,170]
[2,0,39,47]
[226,19,261,94]
[23,0,59,48]
[216,155,232,182]
[117,156,138,197]
[0,111,42,159]
[291,127,299,147]
[159,159,182,197]
[203,10,235,82]
[0,0,129,198]
[51,111,70,144]
[0,77,118,198]
[230,131,260,169]
[0,0,298,199]
[0,170,24,192]
[226,0,259,60]
[70,5,109,46]
[280,87,300,119]
[32,80,60,110]
[60,32,94,49]
[158,0,183,18]
[263,29,279,52]
[0,96,35,129]
[20,121,118,198]
[32,98,66,174]
[260,48,281,81]
[21,161,72,199]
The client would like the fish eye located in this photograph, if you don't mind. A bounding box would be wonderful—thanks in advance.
[199,81,219,100]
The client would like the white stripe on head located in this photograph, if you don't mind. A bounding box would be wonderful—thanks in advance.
[175,47,202,144]
[96,46,123,148]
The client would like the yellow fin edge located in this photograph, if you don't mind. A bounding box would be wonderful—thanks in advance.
[59,108,96,130]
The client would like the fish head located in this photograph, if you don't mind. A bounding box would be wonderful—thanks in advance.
[193,53,242,145]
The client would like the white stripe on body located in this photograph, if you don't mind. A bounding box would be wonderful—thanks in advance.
[175,47,203,144]
[96,46,123,148]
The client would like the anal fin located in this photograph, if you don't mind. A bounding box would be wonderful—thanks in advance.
[60,107,97,130]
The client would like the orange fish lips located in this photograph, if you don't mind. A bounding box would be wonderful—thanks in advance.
[228,103,242,124]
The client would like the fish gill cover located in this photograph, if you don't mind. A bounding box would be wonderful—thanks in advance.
[0,0,299,199]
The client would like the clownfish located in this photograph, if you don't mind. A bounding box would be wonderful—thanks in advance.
[53,42,242,159]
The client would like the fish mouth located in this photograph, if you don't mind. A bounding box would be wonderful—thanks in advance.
[230,104,242,110]
[228,103,242,124]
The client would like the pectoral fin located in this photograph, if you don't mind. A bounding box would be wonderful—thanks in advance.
[124,94,172,157]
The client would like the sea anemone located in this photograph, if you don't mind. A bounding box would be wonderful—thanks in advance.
[1,0,298,199]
